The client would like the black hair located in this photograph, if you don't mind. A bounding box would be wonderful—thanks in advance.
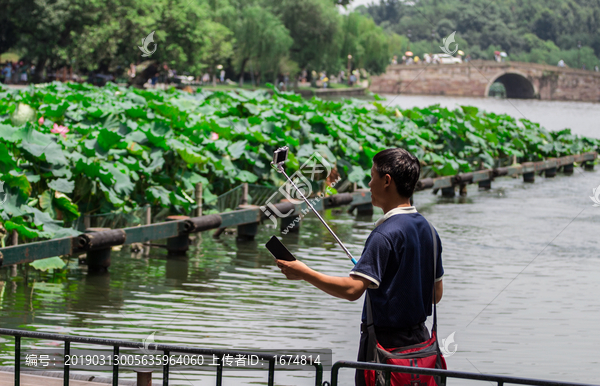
[372,148,420,198]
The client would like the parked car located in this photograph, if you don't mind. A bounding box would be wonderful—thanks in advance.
[434,54,462,64]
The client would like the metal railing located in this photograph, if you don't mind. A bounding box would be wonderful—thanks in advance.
[328,360,599,386]
[204,183,279,213]
[0,328,323,386]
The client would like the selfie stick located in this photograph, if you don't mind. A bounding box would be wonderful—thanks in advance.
[271,151,358,265]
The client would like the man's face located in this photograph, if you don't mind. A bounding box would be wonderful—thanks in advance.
[368,164,387,208]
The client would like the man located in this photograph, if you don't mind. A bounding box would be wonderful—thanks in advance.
[277,148,444,385]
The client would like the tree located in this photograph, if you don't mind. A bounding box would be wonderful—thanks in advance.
[233,6,292,86]
[340,12,390,75]
[265,0,342,74]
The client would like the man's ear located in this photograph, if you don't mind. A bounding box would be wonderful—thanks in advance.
[384,174,393,187]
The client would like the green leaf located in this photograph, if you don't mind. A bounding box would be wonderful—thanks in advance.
[48,178,75,194]
[228,140,248,159]
[4,220,48,239]
[53,194,80,221]
[30,257,67,271]
[235,170,259,183]
[97,128,124,150]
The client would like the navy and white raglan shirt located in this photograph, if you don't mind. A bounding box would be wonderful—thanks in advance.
[350,206,444,329]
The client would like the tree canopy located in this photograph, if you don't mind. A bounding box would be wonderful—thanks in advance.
[1,0,394,83]
[358,0,600,69]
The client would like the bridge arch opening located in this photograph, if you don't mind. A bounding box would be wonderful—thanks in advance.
[488,73,536,99]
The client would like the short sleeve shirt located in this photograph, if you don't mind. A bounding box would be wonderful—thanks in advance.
[350,208,444,328]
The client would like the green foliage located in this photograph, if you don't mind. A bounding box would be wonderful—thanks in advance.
[362,0,600,69]
[232,6,294,84]
[341,13,391,74]
[30,256,67,271]
[0,82,598,240]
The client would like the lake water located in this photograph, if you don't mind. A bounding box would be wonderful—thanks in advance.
[380,94,600,139]
[1,165,599,385]
[1,95,600,385]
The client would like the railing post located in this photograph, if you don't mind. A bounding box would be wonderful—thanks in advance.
[522,162,535,183]
[84,227,113,273]
[162,350,170,386]
[267,358,275,386]
[441,186,455,198]
[563,163,574,175]
[354,189,373,216]
[112,346,119,386]
[216,356,222,386]
[135,369,152,386]
[384,370,391,386]
[236,205,260,240]
[84,214,91,230]
[241,183,249,205]
[14,336,20,386]
[330,363,340,386]
[280,215,301,233]
[144,206,152,256]
[64,341,70,386]
[165,216,190,256]
[195,183,203,217]
[478,180,491,190]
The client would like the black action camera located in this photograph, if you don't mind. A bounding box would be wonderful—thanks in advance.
[272,146,289,165]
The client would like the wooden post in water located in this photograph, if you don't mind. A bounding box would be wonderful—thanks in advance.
[441,186,455,198]
[195,183,203,217]
[563,163,574,175]
[84,227,114,273]
[165,215,190,256]
[241,183,249,205]
[10,232,18,276]
[478,180,491,190]
[236,204,260,240]
[545,167,557,178]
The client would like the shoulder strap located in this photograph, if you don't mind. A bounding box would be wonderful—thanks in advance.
[428,220,438,334]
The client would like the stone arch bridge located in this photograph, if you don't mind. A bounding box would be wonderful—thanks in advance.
[370,60,600,102]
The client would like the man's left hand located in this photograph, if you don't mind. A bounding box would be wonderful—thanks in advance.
[276,259,309,281]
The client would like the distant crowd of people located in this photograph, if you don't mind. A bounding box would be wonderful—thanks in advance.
[1,61,35,84]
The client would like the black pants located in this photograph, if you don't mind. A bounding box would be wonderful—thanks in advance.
[355,322,430,386]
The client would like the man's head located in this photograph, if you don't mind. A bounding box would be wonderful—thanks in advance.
[369,148,420,209]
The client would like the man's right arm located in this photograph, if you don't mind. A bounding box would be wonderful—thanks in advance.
[433,279,443,304]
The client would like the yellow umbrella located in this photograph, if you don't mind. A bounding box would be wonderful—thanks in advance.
[0,52,20,63]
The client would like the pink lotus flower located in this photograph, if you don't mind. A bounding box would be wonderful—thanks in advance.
[210,132,219,140]
[38,117,44,125]
[51,123,69,139]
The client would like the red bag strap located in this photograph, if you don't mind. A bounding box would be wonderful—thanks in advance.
[365,217,439,360]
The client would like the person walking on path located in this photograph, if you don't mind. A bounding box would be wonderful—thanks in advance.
[276,148,444,386]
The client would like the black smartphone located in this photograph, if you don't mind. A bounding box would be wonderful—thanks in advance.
[272,146,289,165]
[265,235,296,261]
